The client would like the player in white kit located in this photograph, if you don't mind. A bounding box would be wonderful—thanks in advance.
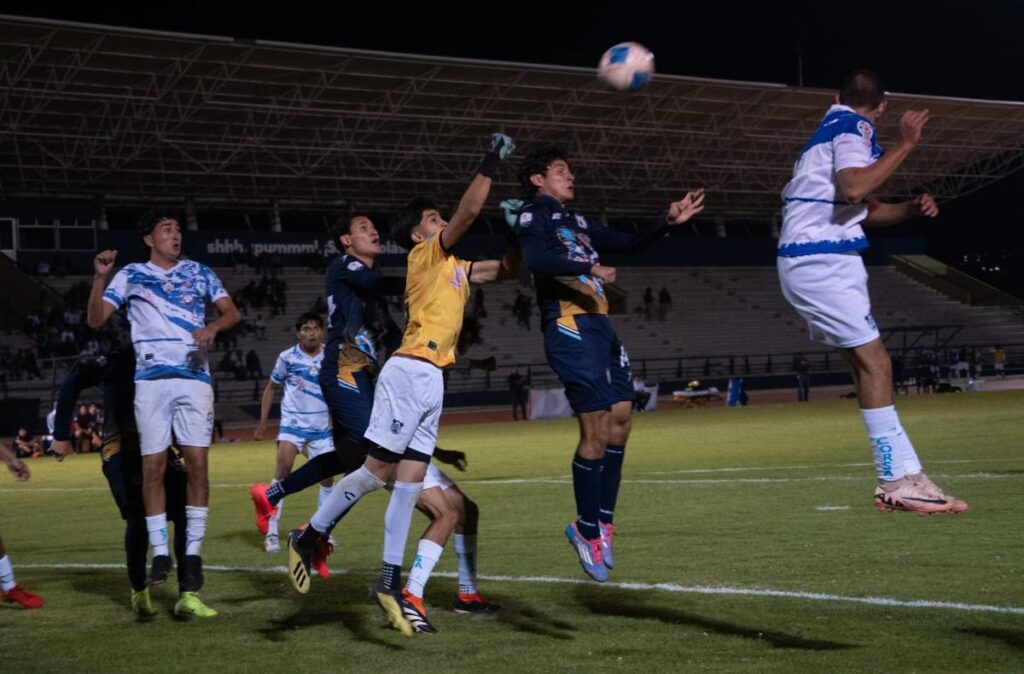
[254,312,336,552]
[87,212,240,615]
[778,70,966,515]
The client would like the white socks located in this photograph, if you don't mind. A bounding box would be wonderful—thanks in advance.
[185,506,209,556]
[310,466,384,533]
[454,534,478,596]
[0,554,16,592]
[268,479,283,538]
[382,481,424,567]
[318,484,334,511]
[146,513,169,556]
[860,406,923,482]
[405,539,444,599]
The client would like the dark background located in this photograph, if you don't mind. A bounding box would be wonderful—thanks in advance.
[4,1,1023,291]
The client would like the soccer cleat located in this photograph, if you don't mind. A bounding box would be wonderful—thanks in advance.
[371,582,414,637]
[174,591,218,619]
[453,591,498,614]
[874,473,970,515]
[286,529,313,594]
[599,521,616,569]
[312,536,333,579]
[264,534,280,553]
[565,522,608,582]
[149,554,172,586]
[400,589,437,634]
[2,584,44,609]
[130,587,156,618]
[249,483,278,536]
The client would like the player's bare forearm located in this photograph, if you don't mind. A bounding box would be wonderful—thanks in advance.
[441,173,492,251]
[210,297,241,333]
[837,143,912,203]
[259,382,276,426]
[864,200,912,227]
[87,273,112,328]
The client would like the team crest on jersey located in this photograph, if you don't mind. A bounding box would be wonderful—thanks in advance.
[162,280,175,293]
[519,212,532,227]
[575,214,587,229]
[865,313,877,330]
[347,260,363,271]
[856,120,873,140]
[390,419,404,434]
[449,266,466,290]
[552,213,562,220]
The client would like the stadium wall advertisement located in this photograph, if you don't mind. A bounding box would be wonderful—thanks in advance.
[14,229,927,272]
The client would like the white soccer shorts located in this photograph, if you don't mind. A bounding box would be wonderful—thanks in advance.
[277,432,334,459]
[135,379,214,455]
[778,251,881,349]
[364,356,443,457]
[423,463,454,492]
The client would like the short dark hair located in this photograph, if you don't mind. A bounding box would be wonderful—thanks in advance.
[838,70,886,110]
[294,312,323,331]
[137,209,181,237]
[332,211,373,244]
[518,147,569,199]
[390,197,438,251]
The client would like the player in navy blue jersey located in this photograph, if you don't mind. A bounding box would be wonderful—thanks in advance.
[51,349,205,618]
[514,147,704,581]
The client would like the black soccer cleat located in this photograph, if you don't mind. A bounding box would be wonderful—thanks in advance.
[286,529,313,594]
[149,555,172,586]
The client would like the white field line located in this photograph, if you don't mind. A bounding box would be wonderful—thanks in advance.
[1,470,1021,493]
[18,562,1024,617]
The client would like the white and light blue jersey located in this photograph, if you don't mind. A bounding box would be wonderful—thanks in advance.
[271,345,331,441]
[779,104,884,257]
[102,260,228,383]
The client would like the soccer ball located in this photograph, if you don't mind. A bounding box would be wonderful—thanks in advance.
[598,42,655,91]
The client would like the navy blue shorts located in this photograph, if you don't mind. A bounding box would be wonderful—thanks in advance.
[543,313,634,413]
[320,366,374,463]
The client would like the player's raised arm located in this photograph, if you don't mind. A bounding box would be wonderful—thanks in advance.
[838,109,929,203]
[87,249,119,329]
[864,194,939,227]
[441,133,515,252]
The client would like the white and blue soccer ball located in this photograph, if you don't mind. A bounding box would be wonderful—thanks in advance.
[598,42,655,92]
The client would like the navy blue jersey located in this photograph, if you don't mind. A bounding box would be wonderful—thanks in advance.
[517,195,669,327]
[322,253,404,387]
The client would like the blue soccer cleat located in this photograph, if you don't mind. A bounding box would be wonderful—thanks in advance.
[565,522,608,582]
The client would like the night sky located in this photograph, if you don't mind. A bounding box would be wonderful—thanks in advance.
[4,1,1024,283]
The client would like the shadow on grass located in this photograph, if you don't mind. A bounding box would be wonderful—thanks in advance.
[488,595,577,640]
[956,627,1024,652]
[71,570,133,608]
[247,571,405,650]
[575,586,857,651]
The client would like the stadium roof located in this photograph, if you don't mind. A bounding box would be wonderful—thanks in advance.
[1,14,1023,220]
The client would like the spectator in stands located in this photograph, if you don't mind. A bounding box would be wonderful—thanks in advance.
[21,350,41,380]
[658,287,672,321]
[643,286,654,321]
[513,290,533,331]
[632,376,652,412]
[74,403,96,453]
[311,296,328,315]
[891,354,907,394]
[254,313,268,341]
[13,428,41,459]
[508,371,530,421]
[218,349,238,376]
[473,287,487,318]
[794,353,811,402]
[954,348,970,379]
[994,346,1007,379]
[245,349,263,381]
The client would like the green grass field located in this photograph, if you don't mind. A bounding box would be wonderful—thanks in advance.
[3,391,1024,672]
